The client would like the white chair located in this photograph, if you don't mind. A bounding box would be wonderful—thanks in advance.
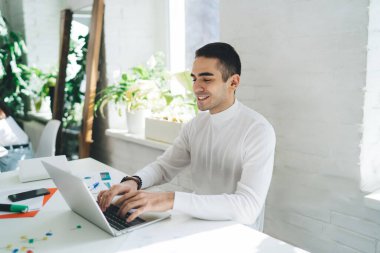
[34,120,61,158]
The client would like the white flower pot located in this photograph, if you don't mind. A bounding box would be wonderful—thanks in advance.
[145,117,183,144]
[34,97,51,114]
[107,102,127,129]
[127,110,149,135]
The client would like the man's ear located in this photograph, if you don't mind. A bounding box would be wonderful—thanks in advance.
[230,74,240,90]
[0,109,6,120]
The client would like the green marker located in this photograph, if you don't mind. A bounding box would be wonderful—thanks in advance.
[0,203,29,213]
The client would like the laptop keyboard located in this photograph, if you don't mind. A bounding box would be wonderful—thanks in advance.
[103,204,146,231]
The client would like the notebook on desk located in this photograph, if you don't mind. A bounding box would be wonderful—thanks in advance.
[19,155,67,182]
[42,160,170,237]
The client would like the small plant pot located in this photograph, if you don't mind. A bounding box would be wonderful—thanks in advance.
[107,102,127,129]
[127,110,149,135]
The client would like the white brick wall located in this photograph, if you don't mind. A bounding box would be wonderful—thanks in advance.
[0,0,25,35]
[220,0,380,252]
[361,0,380,192]
[0,0,88,71]
[22,0,63,71]
[103,0,169,82]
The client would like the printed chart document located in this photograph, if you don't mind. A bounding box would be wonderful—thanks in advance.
[73,171,118,197]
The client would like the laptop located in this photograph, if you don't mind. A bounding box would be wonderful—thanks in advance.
[19,155,68,182]
[42,160,171,237]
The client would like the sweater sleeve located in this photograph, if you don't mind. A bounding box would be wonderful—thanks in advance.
[135,122,192,188]
[173,122,276,225]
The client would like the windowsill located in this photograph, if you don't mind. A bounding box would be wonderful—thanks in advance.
[364,190,380,211]
[105,129,171,151]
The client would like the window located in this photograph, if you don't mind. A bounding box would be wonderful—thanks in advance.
[169,0,220,72]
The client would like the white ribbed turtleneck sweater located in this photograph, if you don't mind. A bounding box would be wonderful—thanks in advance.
[136,100,275,227]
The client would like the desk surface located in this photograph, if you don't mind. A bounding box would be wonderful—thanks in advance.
[0,158,308,253]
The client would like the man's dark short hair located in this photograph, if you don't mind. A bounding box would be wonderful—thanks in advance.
[195,42,241,82]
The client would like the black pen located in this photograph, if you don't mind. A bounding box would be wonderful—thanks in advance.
[0,203,29,213]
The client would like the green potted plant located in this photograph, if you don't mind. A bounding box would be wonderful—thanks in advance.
[21,66,57,114]
[145,70,197,144]
[95,52,169,133]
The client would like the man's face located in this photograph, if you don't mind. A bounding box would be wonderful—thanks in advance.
[191,57,238,114]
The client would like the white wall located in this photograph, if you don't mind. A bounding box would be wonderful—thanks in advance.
[220,0,380,252]
[65,0,93,11]
[22,0,63,71]
[0,0,92,71]
[103,0,169,83]
[0,0,25,35]
[0,0,63,71]
[361,0,380,193]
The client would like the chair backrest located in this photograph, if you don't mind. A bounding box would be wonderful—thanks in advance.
[35,120,61,158]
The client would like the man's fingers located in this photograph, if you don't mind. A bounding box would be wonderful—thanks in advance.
[112,191,173,222]
[98,190,110,210]
[99,188,120,211]
[114,190,139,206]
[114,193,129,207]
[97,183,142,212]
[97,190,106,203]
[127,208,144,222]
[118,198,145,218]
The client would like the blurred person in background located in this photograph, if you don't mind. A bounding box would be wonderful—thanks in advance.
[0,101,32,172]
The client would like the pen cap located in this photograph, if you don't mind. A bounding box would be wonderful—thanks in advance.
[10,205,29,213]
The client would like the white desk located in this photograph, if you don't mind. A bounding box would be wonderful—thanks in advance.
[0,158,308,253]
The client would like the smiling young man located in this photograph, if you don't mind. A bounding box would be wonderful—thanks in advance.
[98,42,276,230]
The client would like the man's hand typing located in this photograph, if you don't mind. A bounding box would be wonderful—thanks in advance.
[114,191,174,222]
[97,180,138,212]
